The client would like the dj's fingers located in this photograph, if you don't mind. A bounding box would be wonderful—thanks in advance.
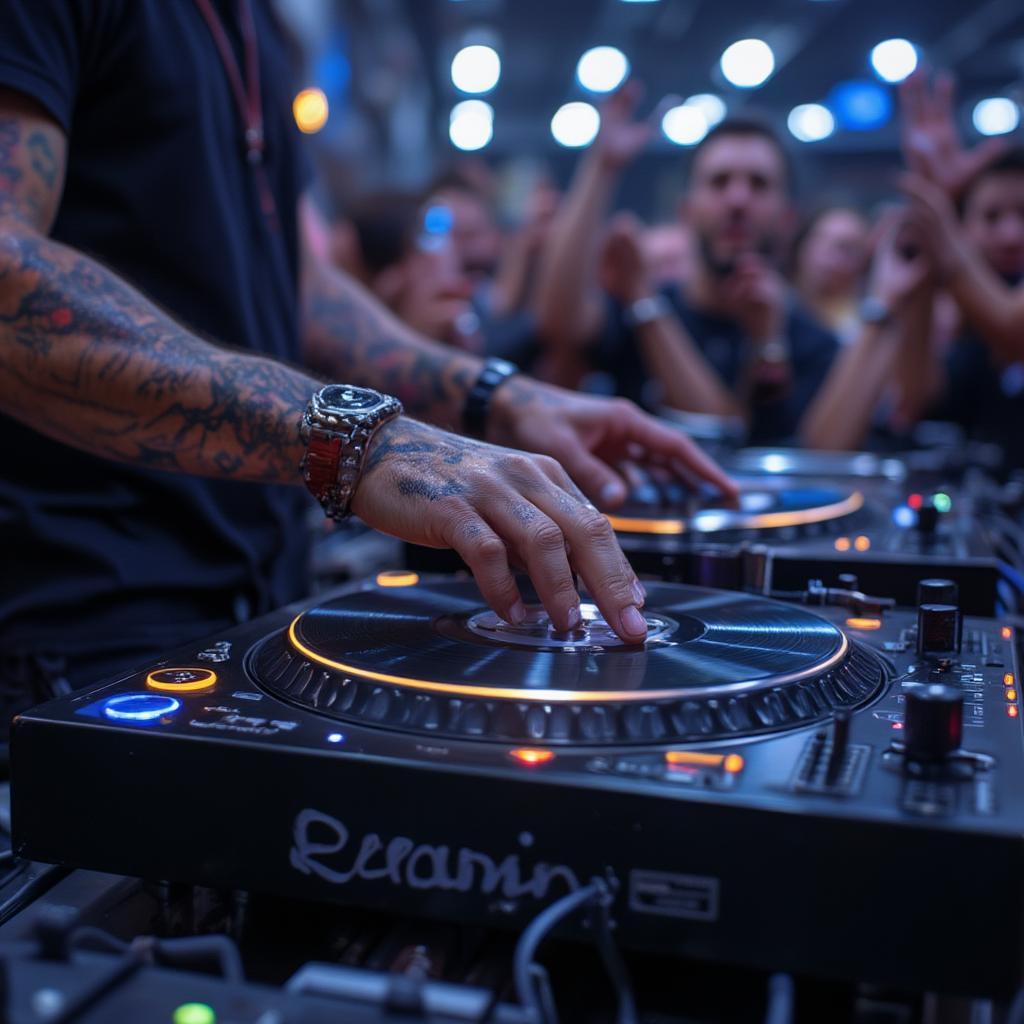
[482,500,581,633]
[530,487,648,644]
[544,427,631,509]
[445,513,526,626]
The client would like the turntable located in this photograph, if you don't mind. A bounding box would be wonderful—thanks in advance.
[12,576,1024,998]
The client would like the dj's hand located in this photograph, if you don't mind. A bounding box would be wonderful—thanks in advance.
[487,376,738,508]
[352,417,652,642]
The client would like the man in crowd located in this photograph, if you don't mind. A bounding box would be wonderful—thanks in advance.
[0,0,733,730]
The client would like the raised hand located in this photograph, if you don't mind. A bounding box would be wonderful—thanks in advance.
[594,80,654,170]
[899,69,1008,198]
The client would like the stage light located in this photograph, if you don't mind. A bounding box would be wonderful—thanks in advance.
[685,93,727,128]
[551,102,600,148]
[787,103,835,143]
[829,80,892,132]
[720,39,775,89]
[451,45,501,94]
[870,39,918,84]
[449,100,494,151]
[576,46,630,93]
[973,98,1020,136]
[662,104,708,146]
[293,88,329,134]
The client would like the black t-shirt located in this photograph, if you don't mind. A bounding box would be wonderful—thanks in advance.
[0,0,313,681]
[596,287,838,445]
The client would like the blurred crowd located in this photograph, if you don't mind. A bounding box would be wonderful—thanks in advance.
[319,70,1024,471]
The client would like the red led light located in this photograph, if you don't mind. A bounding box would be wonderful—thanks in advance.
[1008,706,1019,719]
[907,493,923,510]
[510,748,555,766]
[891,722,904,730]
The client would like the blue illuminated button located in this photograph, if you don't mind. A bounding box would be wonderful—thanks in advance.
[103,693,181,721]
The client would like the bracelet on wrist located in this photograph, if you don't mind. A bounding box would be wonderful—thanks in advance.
[462,358,519,439]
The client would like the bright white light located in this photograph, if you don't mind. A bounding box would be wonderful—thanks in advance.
[720,39,775,89]
[787,103,835,143]
[870,38,918,84]
[576,46,630,93]
[662,104,708,146]
[551,102,601,148]
[973,97,1020,136]
[451,45,501,94]
[685,93,727,128]
[449,100,494,151]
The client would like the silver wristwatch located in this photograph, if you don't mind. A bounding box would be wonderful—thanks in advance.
[299,385,403,521]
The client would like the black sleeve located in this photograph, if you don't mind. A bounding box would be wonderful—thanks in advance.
[0,0,95,132]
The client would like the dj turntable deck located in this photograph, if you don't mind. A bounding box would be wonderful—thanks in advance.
[11,574,1024,999]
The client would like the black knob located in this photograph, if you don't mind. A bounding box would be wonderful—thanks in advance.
[917,603,960,655]
[916,504,940,534]
[903,684,963,762]
[917,578,958,606]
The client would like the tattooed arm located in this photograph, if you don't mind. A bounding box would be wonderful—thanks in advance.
[0,90,316,482]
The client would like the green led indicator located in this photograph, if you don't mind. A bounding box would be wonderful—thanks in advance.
[172,1004,216,1024]
[933,492,952,513]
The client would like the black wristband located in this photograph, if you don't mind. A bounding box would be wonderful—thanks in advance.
[462,358,519,439]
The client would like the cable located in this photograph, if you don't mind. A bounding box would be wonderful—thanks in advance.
[763,972,795,1024]
[512,878,637,1024]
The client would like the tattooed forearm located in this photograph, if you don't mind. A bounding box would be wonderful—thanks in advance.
[0,227,317,483]
[299,201,480,430]
[0,98,319,484]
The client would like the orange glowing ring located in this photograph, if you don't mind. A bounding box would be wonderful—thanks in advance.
[606,490,865,536]
[286,616,849,703]
[146,668,217,692]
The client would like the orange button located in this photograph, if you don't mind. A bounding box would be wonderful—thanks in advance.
[146,668,217,693]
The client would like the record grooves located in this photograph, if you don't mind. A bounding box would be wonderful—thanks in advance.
[249,581,889,745]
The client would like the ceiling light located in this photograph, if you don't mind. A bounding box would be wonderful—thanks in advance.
[685,93,726,128]
[787,103,835,142]
[451,45,501,94]
[576,46,630,93]
[449,100,494,151]
[551,102,601,148]
[720,39,775,89]
[973,97,1020,136]
[662,104,708,146]
[870,38,918,84]
[829,80,892,132]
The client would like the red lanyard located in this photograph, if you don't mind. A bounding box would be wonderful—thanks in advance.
[192,0,278,224]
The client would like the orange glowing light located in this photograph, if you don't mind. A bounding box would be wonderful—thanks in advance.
[293,88,329,134]
[665,750,725,767]
[854,535,871,552]
[510,748,555,766]
[376,571,420,587]
[1005,673,1015,687]
[846,617,882,631]
[1009,705,1019,719]
[1002,626,1014,641]
[146,668,217,693]
[834,537,851,552]
[1006,690,1018,702]
[724,754,745,774]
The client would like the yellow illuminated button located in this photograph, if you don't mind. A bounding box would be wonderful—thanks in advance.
[293,87,329,134]
[376,571,420,587]
[146,668,217,693]
[846,617,882,631]
[854,535,871,552]
[1005,673,1015,687]
[665,751,724,767]
[1006,689,1018,702]
[510,748,555,766]
[723,753,745,774]
[834,537,851,552]
[1002,626,1013,640]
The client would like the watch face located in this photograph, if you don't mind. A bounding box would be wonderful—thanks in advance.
[320,385,383,413]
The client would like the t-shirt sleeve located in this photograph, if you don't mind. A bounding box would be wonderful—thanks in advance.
[0,0,85,132]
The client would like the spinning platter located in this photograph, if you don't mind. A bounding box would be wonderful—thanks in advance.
[250,580,888,745]
[606,478,864,537]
